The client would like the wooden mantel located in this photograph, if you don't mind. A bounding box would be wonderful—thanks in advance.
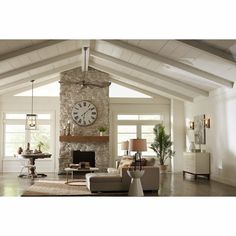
[59,135,109,143]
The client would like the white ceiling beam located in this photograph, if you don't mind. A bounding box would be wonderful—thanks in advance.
[103,40,234,88]
[0,49,82,80]
[178,40,236,65]
[90,62,193,102]
[81,41,90,72]
[0,40,66,62]
[0,61,80,92]
[90,50,208,97]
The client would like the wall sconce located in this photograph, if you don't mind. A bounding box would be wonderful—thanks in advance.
[204,118,210,128]
[190,121,194,130]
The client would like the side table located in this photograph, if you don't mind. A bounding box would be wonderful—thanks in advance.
[127,170,145,196]
[183,152,210,179]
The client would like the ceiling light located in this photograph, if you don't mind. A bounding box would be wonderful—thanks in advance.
[25,80,37,130]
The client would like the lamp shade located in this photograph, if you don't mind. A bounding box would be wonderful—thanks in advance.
[121,141,129,150]
[129,139,147,152]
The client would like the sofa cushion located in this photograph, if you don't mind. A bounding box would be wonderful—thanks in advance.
[107,168,119,174]
[86,173,121,183]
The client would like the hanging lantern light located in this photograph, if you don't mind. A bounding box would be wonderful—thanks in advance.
[25,80,37,130]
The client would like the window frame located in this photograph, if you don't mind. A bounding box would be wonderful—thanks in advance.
[116,115,164,157]
[3,112,54,160]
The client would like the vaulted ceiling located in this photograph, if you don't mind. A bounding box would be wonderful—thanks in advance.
[0,39,235,102]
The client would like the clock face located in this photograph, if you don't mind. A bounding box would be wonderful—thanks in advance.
[71,100,97,126]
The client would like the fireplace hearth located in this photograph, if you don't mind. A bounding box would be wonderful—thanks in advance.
[72,150,96,167]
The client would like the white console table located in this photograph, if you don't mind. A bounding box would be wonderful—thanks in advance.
[183,152,210,179]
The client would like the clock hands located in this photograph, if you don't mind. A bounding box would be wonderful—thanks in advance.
[81,108,92,117]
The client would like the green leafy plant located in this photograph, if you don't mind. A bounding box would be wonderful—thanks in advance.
[37,141,44,148]
[98,127,106,132]
[150,124,175,165]
[37,141,45,152]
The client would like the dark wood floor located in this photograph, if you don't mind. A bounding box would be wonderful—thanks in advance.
[1,172,236,196]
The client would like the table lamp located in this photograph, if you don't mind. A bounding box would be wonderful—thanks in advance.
[129,138,147,170]
[121,140,129,155]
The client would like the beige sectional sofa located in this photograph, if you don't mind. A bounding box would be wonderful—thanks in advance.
[85,157,160,193]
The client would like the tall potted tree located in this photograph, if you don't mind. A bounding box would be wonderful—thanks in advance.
[150,124,175,172]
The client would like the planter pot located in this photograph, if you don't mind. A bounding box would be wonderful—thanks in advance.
[159,164,168,173]
[99,132,104,136]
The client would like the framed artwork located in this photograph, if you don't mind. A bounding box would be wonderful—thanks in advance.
[194,114,206,144]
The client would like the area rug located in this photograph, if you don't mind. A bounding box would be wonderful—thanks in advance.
[21,180,127,196]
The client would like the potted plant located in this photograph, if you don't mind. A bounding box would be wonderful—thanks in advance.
[150,124,175,172]
[98,127,107,136]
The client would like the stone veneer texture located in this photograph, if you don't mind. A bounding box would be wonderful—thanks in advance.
[59,67,110,173]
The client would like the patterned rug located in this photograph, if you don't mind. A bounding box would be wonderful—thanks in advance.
[21,180,127,196]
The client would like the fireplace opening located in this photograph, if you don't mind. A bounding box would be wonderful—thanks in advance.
[72,150,96,167]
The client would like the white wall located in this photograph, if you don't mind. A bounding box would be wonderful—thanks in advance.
[171,99,185,172]
[185,87,236,186]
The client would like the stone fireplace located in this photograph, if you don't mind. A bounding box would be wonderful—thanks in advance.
[59,67,110,174]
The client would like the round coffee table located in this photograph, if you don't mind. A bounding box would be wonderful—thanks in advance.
[64,167,99,184]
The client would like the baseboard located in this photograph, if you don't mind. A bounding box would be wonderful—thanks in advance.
[211,174,236,187]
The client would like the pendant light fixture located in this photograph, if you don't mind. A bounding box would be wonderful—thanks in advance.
[25,80,37,130]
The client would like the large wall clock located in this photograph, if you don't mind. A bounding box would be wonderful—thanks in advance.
[71,100,97,126]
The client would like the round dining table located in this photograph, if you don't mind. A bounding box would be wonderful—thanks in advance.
[19,153,52,178]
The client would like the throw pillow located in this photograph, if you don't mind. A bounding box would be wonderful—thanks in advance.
[121,156,134,161]
[144,157,156,166]
[118,159,133,169]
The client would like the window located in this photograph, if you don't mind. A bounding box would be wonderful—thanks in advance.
[116,114,163,157]
[117,114,161,121]
[109,83,150,98]
[117,125,137,156]
[14,81,151,98]
[5,125,25,157]
[141,125,156,156]
[3,113,52,158]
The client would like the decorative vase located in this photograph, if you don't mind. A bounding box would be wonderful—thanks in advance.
[189,142,195,152]
[99,132,104,136]
[17,147,23,155]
